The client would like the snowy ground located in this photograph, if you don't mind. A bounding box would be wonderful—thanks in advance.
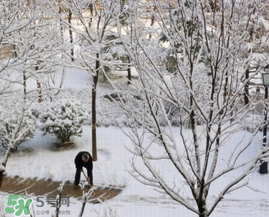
[0,69,269,217]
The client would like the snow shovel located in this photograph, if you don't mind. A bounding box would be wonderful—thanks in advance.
[81,169,102,203]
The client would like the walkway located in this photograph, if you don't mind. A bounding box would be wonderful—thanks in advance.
[1,176,123,203]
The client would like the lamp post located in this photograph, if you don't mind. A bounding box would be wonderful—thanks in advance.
[260,65,269,174]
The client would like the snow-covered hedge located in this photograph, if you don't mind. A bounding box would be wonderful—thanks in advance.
[0,111,37,150]
[39,99,88,142]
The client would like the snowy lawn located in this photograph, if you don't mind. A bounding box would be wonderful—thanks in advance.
[0,125,268,217]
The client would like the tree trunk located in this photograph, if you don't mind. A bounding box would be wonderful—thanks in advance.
[37,81,42,103]
[127,56,131,85]
[244,68,249,105]
[12,44,17,58]
[148,6,156,39]
[92,54,99,161]
[59,7,65,45]
[260,86,268,174]
[0,146,13,189]
[55,184,63,217]
[36,65,42,103]
[0,170,4,190]
[197,195,208,217]
[78,201,86,217]
[68,8,74,62]
[244,24,254,105]
[88,4,93,27]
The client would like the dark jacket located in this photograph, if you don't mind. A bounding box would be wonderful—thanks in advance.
[75,151,93,170]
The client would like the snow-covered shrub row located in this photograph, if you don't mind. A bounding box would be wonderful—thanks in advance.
[237,101,266,132]
[0,86,265,150]
[31,88,131,128]
[39,99,88,142]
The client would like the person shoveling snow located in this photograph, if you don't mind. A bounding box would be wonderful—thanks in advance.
[74,151,93,189]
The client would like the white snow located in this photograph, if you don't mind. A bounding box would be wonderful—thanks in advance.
[0,68,268,217]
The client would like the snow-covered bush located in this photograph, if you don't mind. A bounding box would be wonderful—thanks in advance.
[0,111,37,150]
[39,99,88,142]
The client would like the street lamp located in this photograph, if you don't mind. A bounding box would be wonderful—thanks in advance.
[260,65,269,174]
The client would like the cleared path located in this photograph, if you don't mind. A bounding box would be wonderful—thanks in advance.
[1,176,123,203]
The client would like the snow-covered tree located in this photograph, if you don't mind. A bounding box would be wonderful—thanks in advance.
[0,110,36,150]
[0,0,67,189]
[113,1,269,217]
[55,0,122,160]
[0,0,36,189]
[40,99,88,142]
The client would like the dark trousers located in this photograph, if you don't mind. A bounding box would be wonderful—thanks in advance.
[74,167,93,185]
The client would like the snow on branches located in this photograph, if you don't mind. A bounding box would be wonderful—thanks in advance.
[112,1,269,217]
[0,110,36,150]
